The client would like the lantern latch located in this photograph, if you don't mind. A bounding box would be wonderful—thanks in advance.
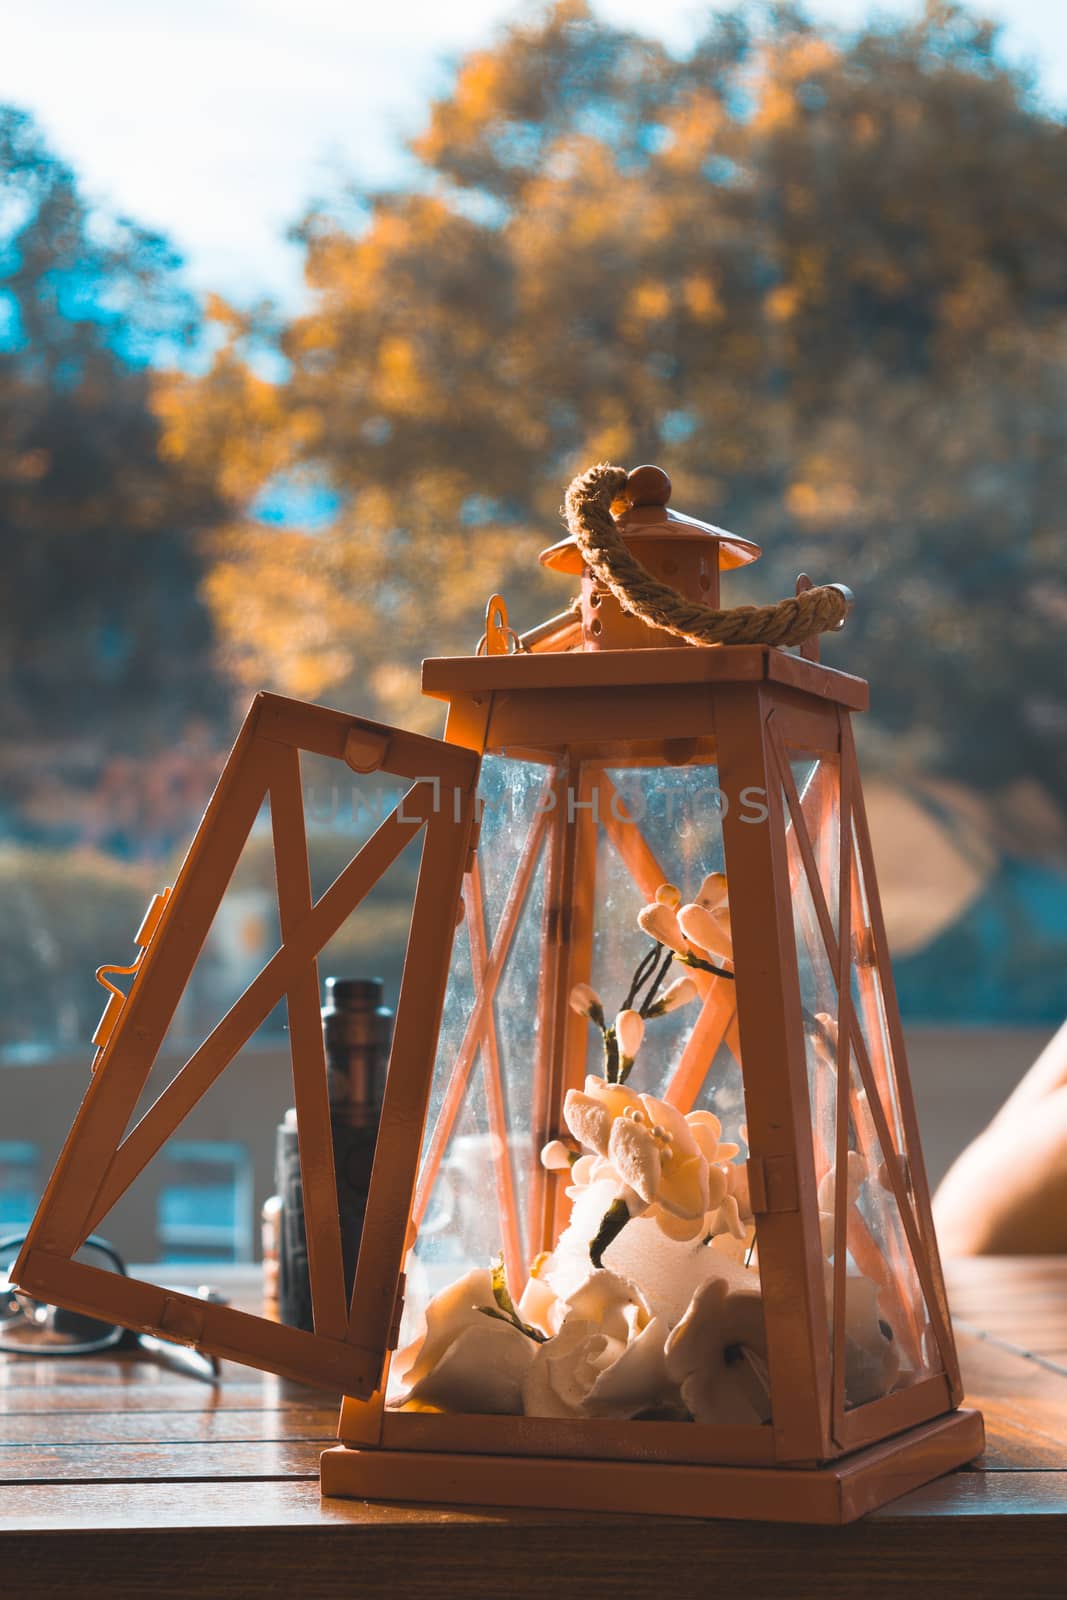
[747,1153,799,1214]
[90,886,173,1064]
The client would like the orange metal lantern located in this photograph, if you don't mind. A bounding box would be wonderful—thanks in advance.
[14,465,982,1524]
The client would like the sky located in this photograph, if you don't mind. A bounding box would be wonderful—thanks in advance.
[3,0,1066,311]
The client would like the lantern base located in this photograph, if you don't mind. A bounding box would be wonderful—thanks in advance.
[320,1406,982,1526]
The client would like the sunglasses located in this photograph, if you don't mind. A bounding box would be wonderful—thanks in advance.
[0,1232,225,1381]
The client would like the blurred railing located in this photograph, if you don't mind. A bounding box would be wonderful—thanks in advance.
[0,1027,1055,1264]
[0,1046,294,1262]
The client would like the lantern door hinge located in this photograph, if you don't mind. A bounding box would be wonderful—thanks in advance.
[747,1153,799,1214]
[386,1272,407,1351]
[464,811,483,875]
[158,1293,206,1348]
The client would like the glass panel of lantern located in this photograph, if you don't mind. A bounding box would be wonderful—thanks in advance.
[395,739,772,1432]
[779,751,943,1416]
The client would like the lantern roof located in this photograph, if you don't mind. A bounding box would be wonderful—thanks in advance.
[538,464,762,577]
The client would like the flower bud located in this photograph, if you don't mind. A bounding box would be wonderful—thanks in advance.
[637,902,688,954]
[695,871,729,911]
[614,1008,645,1062]
[540,1139,576,1171]
[569,982,604,1026]
[677,902,732,963]
[655,882,682,909]
[654,976,700,1013]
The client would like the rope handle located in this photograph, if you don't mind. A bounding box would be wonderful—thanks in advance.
[564,462,852,649]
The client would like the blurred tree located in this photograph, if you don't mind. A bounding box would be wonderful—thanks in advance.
[159,1,1067,824]
[0,107,225,767]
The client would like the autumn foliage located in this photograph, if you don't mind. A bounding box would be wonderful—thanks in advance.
[151,4,1067,831]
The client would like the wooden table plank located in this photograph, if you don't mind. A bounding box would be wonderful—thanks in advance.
[0,1439,326,1484]
[955,1330,1067,1469]
[0,1385,329,1414]
[0,1255,1064,1598]
[1,1497,1066,1599]
[0,1408,336,1446]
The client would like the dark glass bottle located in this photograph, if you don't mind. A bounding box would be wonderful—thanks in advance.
[275,977,392,1332]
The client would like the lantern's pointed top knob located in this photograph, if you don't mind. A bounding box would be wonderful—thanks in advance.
[612,464,672,514]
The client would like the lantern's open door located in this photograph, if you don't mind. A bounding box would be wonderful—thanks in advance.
[13,691,480,1397]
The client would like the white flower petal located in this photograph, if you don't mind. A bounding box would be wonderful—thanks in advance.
[569,1153,597,1187]
[695,871,729,913]
[677,902,732,963]
[522,1319,620,1417]
[406,1318,536,1414]
[637,902,689,954]
[680,1362,768,1426]
[395,1267,494,1388]
[708,1192,746,1240]
[615,1008,645,1060]
[686,1112,722,1163]
[657,1152,710,1221]
[640,1094,700,1161]
[706,1163,728,1210]
[564,1269,650,1343]
[657,976,700,1013]
[563,1090,612,1156]
[586,1315,672,1419]
[569,982,602,1018]
[540,1139,573,1171]
[518,1275,561,1338]
[666,1277,767,1385]
[608,1115,661,1204]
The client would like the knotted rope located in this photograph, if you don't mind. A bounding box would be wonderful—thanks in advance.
[564,462,851,648]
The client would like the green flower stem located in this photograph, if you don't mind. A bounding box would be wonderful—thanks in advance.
[676,949,735,981]
[637,945,676,1017]
[479,1254,547,1343]
[589,1197,630,1268]
[602,1025,621,1083]
[621,943,661,1012]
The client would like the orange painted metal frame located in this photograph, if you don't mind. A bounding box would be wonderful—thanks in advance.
[340,663,969,1496]
[14,691,480,1397]
[323,1408,983,1525]
[765,702,963,1453]
[13,641,978,1521]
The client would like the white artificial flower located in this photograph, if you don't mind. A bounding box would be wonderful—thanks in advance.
[392,1268,536,1414]
[521,1271,670,1420]
[665,1276,771,1425]
[822,1264,901,1405]
[652,975,700,1014]
[636,901,690,954]
[569,982,604,1022]
[614,1007,645,1064]
[677,902,733,968]
[564,1077,711,1225]
[540,1139,575,1171]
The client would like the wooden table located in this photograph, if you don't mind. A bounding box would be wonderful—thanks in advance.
[2,1258,1065,1597]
